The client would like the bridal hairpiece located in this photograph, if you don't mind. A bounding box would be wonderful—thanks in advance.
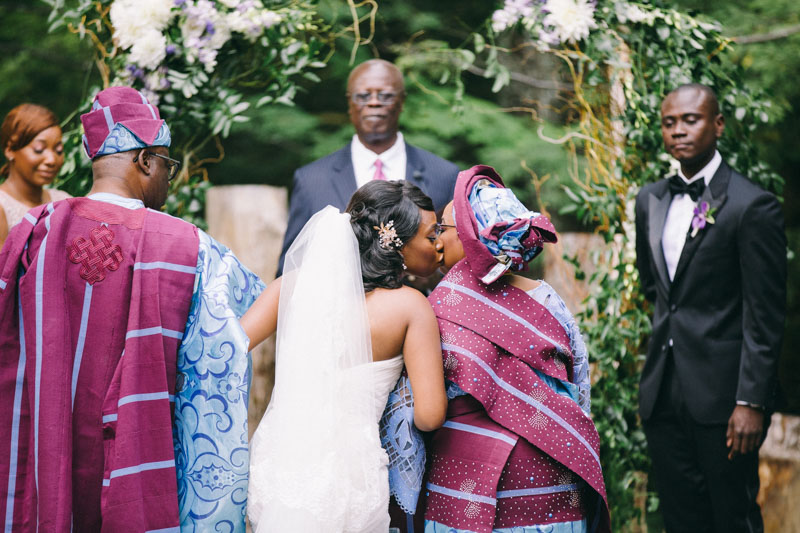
[373,220,404,250]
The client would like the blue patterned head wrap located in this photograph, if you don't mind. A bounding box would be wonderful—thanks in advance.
[80,86,171,160]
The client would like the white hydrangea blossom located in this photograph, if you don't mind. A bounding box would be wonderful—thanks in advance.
[110,0,174,52]
[490,0,534,33]
[226,1,282,42]
[542,0,597,44]
[128,29,168,70]
[109,2,146,50]
[108,0,296,97]
[260,10,282,29]
[138,0,175,31]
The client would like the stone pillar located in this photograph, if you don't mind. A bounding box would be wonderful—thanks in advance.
[541,232,604,315]
[206,185,287,438]
[759,413,800,533]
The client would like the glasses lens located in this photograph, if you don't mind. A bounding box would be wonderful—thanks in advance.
[352,92,396,105]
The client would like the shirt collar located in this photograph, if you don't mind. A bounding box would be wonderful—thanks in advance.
[351,131,404,167]
[87,192,145,210]
[677,149,721,186]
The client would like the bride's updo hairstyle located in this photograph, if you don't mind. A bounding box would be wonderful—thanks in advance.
[346,180,434,292]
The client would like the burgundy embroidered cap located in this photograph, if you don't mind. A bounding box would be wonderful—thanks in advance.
[454,164,557,284]
[80,86,171,160]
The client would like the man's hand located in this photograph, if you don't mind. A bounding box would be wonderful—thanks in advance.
[726,405,764,460]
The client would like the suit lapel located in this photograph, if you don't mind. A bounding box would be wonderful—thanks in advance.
[330,143,358,207]
[672,162,730,284]
[648,189,672,291]
[405,144,427,190]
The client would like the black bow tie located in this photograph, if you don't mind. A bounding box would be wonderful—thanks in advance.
[668,175,706,201]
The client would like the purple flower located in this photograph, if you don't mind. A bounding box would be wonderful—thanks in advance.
[690,201,715,237]
[126,66,145,79]
[205,21,215,35]
[174,0,186,6]
[165,44,177,56]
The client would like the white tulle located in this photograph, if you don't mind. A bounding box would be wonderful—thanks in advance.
[248,206,403,533]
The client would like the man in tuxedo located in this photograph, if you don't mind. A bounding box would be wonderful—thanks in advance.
[277,59,459,274]
[634,84,786,532]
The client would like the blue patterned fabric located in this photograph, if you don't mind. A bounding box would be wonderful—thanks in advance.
[380,374,427,514]
[173,230,265,533]
[529,282,591,413]
[92,121,171,157]
[468,179,544,264]
[424,517,587,533]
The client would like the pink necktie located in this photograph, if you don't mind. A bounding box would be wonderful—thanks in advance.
[372,159,386,181]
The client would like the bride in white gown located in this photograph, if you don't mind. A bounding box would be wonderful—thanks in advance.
[241,181,448,532]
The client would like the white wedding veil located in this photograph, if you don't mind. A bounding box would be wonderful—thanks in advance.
[248,206,383,532]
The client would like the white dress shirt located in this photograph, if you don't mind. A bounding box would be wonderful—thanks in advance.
[87,192,145,210]
[351,132,407,189]
[661,150,721,280]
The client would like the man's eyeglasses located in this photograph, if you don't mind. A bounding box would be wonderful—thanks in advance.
[435,223,456,237]
[349,91,400,106]
[133,150,182,181]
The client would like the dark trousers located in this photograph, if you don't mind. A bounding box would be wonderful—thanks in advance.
[643,355,763,533]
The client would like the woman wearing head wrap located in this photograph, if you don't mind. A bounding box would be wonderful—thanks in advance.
[421,165,610,533]
[0,104,71,247]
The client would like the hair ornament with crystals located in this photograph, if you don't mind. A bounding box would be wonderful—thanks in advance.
[373,220,404,250]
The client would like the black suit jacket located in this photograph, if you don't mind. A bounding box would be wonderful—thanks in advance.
[635,161,786,424]
[277,141,460,274]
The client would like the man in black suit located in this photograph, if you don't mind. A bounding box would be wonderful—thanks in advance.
[635,84,786,532]
[277,59,459,273]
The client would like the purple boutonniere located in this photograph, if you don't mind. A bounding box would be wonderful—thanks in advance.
[690,201,716,238]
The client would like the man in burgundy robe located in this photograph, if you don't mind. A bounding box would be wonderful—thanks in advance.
[0,87,261,532]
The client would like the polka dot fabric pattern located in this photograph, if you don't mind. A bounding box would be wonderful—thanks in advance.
[433,261,574,383]
[425,260,610,532]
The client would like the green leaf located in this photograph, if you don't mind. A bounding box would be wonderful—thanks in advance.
[474,33,485,53]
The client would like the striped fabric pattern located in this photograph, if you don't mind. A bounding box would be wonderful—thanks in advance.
[424,261,610,533]
[0,198,198,532]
